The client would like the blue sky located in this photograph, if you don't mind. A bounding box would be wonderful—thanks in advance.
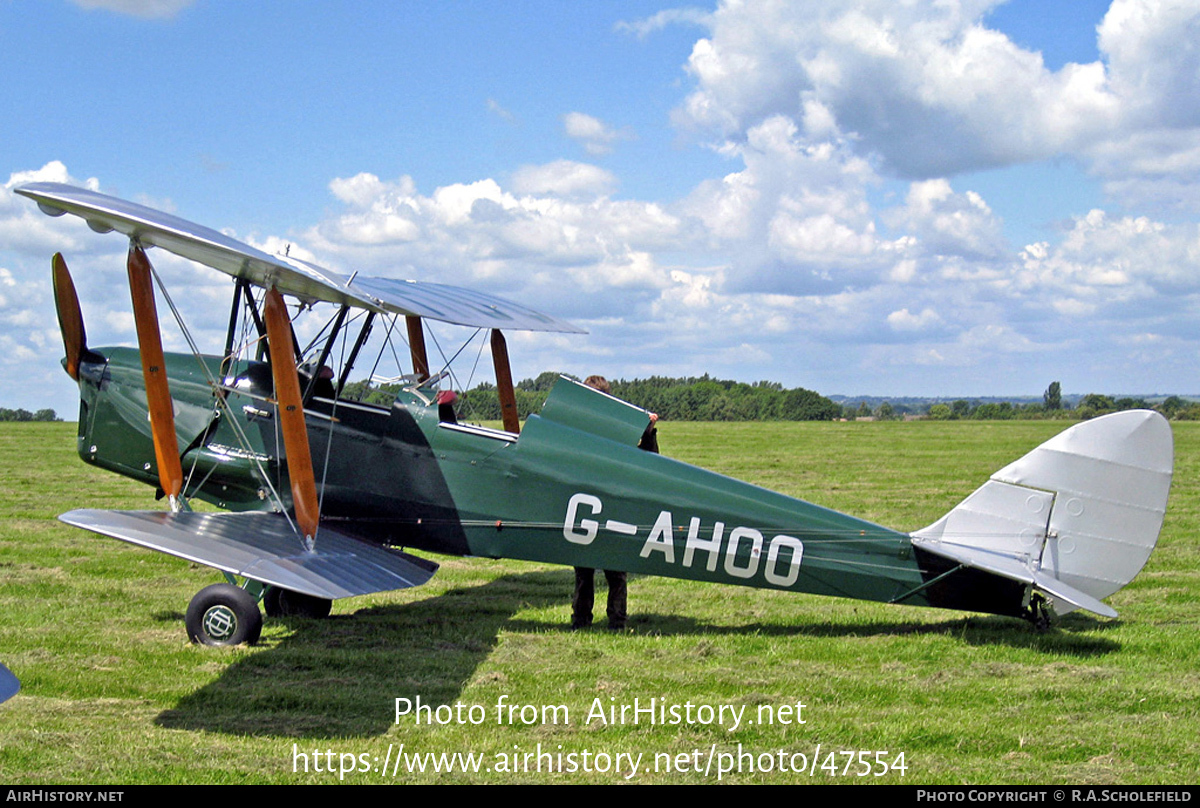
[3,0,1200,416]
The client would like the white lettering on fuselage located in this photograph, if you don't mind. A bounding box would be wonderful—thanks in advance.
[562,492,803,587]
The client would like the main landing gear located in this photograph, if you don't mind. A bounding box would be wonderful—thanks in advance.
[185,582,334,645]
[186,583,263,646]
[262,585,333,619]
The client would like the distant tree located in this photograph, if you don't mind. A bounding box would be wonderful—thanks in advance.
[779,388,841,421]
[951,399,971,418]
[0,408,57,422]
[1044,381,1062,411]
[855,401,871,419]
[1115,397,1149,411]
[973,402,999,419]
[1159,396,1185,416]
[339,380,371,401]
[928,403,952,420]
[876,401,895,420]
[518,371,568,392]
[974,401,1015,420]
[1075,393,1116,421]
[1080,393,1115,411]
[1172,403,1200,420]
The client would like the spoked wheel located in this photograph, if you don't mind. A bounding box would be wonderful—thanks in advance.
[263,585,332,619]
[186,583,263,646]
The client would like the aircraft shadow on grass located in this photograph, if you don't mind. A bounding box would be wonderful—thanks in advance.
[154,569,1118,739]
[155,569,570,739]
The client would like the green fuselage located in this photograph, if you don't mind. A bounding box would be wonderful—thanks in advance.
[73,347,1020,615]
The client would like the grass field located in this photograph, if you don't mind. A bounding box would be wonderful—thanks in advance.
[0,419,1196,784]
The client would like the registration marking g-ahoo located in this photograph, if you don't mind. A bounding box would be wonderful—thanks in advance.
[563,492,803,587]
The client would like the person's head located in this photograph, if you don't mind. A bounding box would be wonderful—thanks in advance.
[583,375,610,394]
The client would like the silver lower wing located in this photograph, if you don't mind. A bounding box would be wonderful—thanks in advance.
[59,509,437,600]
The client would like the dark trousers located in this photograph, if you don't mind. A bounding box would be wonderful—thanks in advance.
[572,568,627,629]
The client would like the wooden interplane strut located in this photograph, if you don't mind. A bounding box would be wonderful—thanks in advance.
[490,329,519,434]
[126,243,184,504]
[263,288,321,542]
[406,315,430,382]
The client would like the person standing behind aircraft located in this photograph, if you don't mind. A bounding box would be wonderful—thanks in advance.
[571,375,659,630]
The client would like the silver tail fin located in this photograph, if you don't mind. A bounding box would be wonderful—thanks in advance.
[911,410,1173,619]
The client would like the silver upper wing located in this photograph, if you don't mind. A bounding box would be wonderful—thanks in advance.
[351,275,583,333]
[17,182,379,310]
[16,182,583,333]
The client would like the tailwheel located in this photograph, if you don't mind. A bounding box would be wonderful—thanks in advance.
[1023,591,1055,632]
[186,583,263,646]
[263,585,332,619]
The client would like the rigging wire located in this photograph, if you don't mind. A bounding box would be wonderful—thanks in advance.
[458,330,490,422]
[299,306,341,358]
[428,325,483,393]
[364,314,401,387]
[314,306,353,531]
[147,265,299,538]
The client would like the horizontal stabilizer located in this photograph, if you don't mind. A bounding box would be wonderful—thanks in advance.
[59,509,437,600]
[912,539,1117,618]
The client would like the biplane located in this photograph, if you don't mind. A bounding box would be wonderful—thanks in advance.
[15,181,1174,645]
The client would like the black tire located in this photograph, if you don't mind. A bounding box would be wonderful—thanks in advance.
[262,585,284,618]
[185,583,263,646]
[277,589,333,619]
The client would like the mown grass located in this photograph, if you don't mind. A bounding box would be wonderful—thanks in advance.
[0,420,1196,784]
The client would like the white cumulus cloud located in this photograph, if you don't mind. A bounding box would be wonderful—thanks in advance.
[673,0,1200,199]
[563,112,633,156]
[510,160,617,199]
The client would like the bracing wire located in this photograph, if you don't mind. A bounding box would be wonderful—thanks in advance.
[147,265,299,538]
[314,308,353,537]
[427,326,483,393]
[458,332,490,422]
[364,314,400,387]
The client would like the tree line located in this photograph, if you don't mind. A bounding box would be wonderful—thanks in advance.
[462,372,843,422]
[318,375,1200,424]
[7,377,1191,426]
[347,372,842,422]
[848,383,1198,422]
[0,408,59,422]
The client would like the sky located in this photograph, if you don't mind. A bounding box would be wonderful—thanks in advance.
[2,0,1200,417]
